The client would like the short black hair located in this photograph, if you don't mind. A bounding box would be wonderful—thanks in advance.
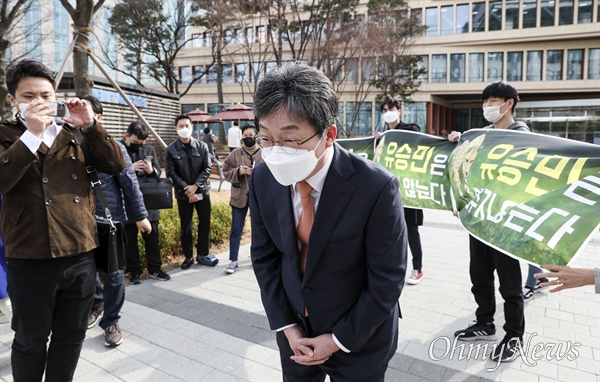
[233,121,239,126]
[379,96,402,113]
[175,114,192,126]
[254,63,338,136]
[203,127,211,134]
[241,123,257,134]
[482,81,520,113]
[6,59,56,97]
[79,94,103,115]
[127,121,149,140]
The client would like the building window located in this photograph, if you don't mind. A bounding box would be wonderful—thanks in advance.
[417,55,429,82]
[526,51,543,81]
[191,33,202,48]
[566,49,583,80]
[489,1,502,31]
[505,0,520,29]
[346,102,373,136]
[25,0,41,60]
[431,54,447,83]
[523,0,537,28]
[578,0,593,23]
[411,9,423,34]
[246,27,253,44]
[251,62,263,82]
[404,102,427,131]
[507,52,523,81]
[235,63,248,83]
[179,66,191,85]
[225,30,233,45]
[207,65,218,84]
[192,65,204,84]
[454,4,469,33]
[455,109,469,132]
[204,32,212,47]
[346,58,358,83]
[234,29,243,44]
[472,2,486,32]
[541,0,555,27]
[425,7,438,36]
[559,0,574,24]
[589,49,600,79]
[362,58,376,82]
[546,50,563,80]
[469,53,484,82]
[222,64,233,83]
[54,0,69,69]
[450,54,465,82]
[257,25,266,43]
[266,61,278,75]
[441,6,454,35]
[487,52,503,81]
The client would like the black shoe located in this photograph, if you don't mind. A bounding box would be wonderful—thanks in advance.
[181,257,194,269]
[197,255,219,267]
[130,273,142,285]
[149,269,171,281]
[454,321,496,341]
[491,336,522,363]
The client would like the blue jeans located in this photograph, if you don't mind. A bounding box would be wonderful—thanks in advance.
[92,270,125,329]
[7,252,95,382]
[229,205,249,262]
[525,264,543,288]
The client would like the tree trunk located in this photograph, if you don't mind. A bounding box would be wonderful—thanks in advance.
[73,28,93,96]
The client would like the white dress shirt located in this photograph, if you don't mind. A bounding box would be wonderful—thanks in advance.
[19,119,61,154]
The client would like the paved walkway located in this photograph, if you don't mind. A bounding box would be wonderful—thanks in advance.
[0,208,598,381]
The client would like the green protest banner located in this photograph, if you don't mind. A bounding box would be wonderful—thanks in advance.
[351,129,600,265]
[337,136,376,160]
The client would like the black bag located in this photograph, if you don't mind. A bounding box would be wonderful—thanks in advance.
[138,176,174,210]
[95,219,126,274]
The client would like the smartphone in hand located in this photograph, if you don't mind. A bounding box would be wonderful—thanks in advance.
[145,156,153,162]
[44,100,70,118]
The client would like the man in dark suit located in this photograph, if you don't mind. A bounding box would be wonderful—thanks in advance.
[249,63,408,382]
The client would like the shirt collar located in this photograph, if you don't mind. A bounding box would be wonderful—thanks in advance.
[294,145,334,195]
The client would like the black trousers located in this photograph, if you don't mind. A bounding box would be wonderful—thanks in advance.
[6,252,95,382]
[177,196,211,258]
[124,220,162,274]
[469,235,524,339]
[404,208,423,270]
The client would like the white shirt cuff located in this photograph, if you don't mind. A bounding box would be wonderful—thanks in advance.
[19,130,42,154]
[276,323,298,332]
[332,333,351,353]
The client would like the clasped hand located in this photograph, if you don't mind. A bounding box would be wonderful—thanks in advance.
[284,326,340,366]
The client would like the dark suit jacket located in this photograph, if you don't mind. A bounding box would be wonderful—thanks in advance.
[165,137,212,200]
[249,143,408,379]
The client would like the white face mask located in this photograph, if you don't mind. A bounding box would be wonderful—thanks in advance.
[383,110,400,124]
[177,127,192,139]
[17,102,30,117]
[483,102,508,123]
[262,134,327,186]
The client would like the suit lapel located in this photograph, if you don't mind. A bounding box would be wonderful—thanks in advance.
[47,126,73,156]
[303,145,355,284]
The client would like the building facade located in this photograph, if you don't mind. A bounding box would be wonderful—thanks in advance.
[177,0,600,143]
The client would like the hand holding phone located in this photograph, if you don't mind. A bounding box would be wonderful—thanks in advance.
[144,156,153,162]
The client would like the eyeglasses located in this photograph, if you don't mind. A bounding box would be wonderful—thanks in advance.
[256,131,320,153]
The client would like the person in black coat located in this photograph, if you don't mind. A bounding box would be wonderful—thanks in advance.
[165,114,215,270]
[122,121,171,284]
[377,96,425,285]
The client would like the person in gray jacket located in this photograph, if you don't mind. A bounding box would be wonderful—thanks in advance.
[80,95,152,348]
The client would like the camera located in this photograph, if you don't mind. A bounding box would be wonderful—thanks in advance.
[43,100,69,118]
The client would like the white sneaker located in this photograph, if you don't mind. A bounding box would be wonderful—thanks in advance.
[406,269,424,285]
[225,261,239,274]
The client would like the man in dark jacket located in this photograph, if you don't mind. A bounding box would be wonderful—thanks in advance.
[165,114,215,269]
[377,96,426,286]
[449,81,528,363]
[0,59,125,381]
[122,121,170,284]
[80,96,152,348]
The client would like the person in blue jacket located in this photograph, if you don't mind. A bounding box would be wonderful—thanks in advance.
[80,95,152,348]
